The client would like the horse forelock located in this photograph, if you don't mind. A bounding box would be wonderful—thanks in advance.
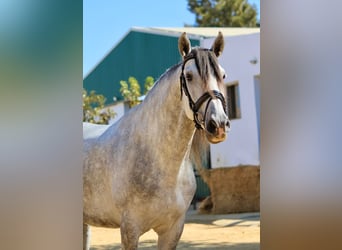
[185,48,224,89]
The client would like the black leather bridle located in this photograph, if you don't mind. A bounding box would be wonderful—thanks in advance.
[180,53,228,130]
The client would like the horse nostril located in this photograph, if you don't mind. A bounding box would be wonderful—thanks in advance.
[207,119,218,134]
[226,120,231,129]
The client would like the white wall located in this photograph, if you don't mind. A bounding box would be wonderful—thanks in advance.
[202,33,260,168]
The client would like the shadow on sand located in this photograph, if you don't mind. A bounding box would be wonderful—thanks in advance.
[91,241,259,250]
[185,212,260,227]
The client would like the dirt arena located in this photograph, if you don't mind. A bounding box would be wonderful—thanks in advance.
[89,209,260,250]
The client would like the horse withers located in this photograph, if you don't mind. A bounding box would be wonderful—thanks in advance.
[83,32,230,250]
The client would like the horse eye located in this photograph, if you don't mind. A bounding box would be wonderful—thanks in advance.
[186,73,193,81]
[223,74,226,79]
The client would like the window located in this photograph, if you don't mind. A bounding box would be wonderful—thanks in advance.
[226,82,241,119]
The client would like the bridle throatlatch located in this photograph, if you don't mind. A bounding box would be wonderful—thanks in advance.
[180,54,228,130]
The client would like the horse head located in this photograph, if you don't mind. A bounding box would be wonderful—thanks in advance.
[178,32,230,144]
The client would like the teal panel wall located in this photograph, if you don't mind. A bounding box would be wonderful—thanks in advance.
[84,31,200,104]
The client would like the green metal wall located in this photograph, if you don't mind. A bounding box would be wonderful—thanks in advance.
[194,172,211,200]
[83,30,200,104]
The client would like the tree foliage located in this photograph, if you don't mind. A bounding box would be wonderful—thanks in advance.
[144,76,154,94]
[83,89,116,124]
[187,0,258,27]
[120,76,154,108]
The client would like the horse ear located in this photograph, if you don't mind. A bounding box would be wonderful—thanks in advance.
[211,31,224,57]
[178,32,191,58]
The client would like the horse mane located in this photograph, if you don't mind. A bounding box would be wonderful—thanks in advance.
[185,48,223,86]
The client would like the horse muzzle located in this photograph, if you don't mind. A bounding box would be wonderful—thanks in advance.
[205,119,230,144]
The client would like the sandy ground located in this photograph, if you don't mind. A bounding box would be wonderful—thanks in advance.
[89,209,260,250]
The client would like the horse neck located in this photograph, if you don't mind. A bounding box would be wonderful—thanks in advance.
[139,66,196,162]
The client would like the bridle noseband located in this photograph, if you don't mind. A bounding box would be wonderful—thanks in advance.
[180,53,228,130]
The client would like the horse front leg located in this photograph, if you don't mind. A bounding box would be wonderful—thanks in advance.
[83,223,91,250]
[157,215,185,250]
[120,217,141,250]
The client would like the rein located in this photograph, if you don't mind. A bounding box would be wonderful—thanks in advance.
[180,54,228,130]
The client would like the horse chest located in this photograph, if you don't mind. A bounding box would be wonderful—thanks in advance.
[144,182,196,233]
[153,162,196,215]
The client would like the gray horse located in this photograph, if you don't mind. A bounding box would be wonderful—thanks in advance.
[83,32,229,250]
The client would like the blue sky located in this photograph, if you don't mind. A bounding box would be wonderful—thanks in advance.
[83,0,260,77]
